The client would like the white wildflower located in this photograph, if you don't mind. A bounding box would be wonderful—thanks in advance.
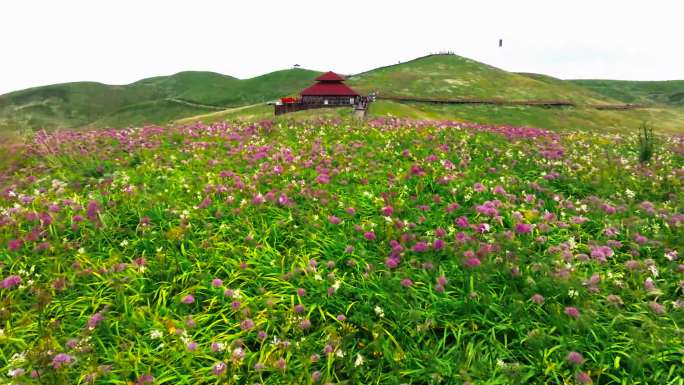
[374,306,385,318]
[568,289,578,298]
[648,265,659,277]
[354,353,365,367]
[665,250,678,261]
[150,330,163,339]
[7,368,24,378]
[9,352,26,366]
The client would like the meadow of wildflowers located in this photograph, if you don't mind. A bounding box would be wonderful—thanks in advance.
[0,118,683,384]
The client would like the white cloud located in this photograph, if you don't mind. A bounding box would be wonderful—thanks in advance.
[0,0,682,94]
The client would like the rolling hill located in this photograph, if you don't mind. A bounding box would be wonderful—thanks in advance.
[346,55,615,104]
[568,79,684,106]
[2,53,684,134]
[0,68,320,131]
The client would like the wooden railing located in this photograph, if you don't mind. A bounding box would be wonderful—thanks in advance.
[378,95,649,110]
[274,97,371,116]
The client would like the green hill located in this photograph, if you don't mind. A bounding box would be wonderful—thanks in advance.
[568,79,684,106]
[346,55,615,104]
[0,68,320,131]
[3,53,684,134]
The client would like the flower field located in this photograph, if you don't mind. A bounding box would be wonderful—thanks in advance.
[1,118,683,385]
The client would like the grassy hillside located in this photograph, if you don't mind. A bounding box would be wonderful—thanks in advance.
[347,55,615,104]
[177,99,684,134]
[568,79,684,106]
[175,104,357,126]
[0,69,320,131]
[368,100,684,134]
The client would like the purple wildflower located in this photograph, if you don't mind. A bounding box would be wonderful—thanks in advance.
[181,295,195,304]
[7,239,22,251]
[576,371,592,384]
[564,306,580,319]
[135,374,155,385]
[328,215,341,225]
[515,223,533,234]
[87,312,105,329]
[1,275,22,289]
[433,239,445,250]
[241,319,254,330]
[299,319,312,329]
[275,358,287,370]
[465,257,481,268]
[51,353,73,369]
[566,351,584,365]
[649,301,665,315]
[412,241,429,252]
[531,294,545,304]
[212,362,226,376]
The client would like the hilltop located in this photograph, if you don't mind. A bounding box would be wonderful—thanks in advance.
[346,55,614,104]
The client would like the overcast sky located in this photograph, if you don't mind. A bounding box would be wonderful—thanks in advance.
[1,0,683,94]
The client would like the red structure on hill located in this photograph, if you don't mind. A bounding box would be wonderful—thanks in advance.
[275,71,367,116]
[300,71,359,105]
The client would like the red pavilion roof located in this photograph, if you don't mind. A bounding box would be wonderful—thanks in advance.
[315,71,346,81]
[300,82,359,97]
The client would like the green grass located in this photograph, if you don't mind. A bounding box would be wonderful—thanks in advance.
[368,100,684,134]
[347,55,615,104]
[176,105,356,125]
[569,79,684,106]
[1,118,682,384]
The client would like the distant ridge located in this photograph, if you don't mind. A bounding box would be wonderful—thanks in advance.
[1,52,683,132]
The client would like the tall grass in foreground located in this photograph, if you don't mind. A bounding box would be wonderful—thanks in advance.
[0,118,683,385]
